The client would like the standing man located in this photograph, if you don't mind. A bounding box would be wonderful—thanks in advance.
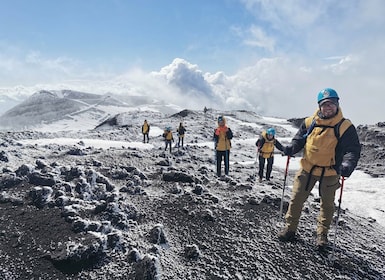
[142,120,150,143]
[256,127,285,182]
[278,88,361,248]
[163,127,174,153]
[213,116,233,177]
[176,122,186,148]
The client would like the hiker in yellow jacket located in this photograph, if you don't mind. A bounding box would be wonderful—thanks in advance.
[142,120,150,143]
[278,88,361,248]
[213,116,233,177]
[256,127,284,182]
[163,127,174,153]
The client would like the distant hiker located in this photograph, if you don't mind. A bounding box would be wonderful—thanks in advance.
[213,115,233,177]
[163,127,174,153]
[142,120,150,143]
[256,127,284,182]
[278,88,361,248]
[176,122,186,148]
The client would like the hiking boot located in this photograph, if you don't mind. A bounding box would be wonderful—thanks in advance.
[278,228,296,242]
[316,233,328,247]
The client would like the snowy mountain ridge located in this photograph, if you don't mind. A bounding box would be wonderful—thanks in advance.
[0,89,187,131]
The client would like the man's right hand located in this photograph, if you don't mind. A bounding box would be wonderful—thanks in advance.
[283,145,293,156]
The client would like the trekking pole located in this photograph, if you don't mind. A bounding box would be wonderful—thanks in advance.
[225,136,229,176]
[278,156,291,220]
[329,176,345,264]
[213,140,217,171]
[254,148,258,181]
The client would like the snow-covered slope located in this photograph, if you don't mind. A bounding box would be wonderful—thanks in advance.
[0,98,384,279]
[0,90,130,130]
[0,90,184,131]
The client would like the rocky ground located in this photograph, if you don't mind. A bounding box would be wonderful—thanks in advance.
[0,109,384,280]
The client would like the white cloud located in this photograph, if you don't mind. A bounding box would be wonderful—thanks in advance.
[156,58,213,96]
[1,1,385,125]
[1,52,384,125]
[242,25,275,52]
[324,55,356,74]
[240,0,327,33]
[0,44,115,87]
[149,58,218,110]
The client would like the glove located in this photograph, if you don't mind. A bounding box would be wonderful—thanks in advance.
[340,162,353,177]
[283,145,293,156]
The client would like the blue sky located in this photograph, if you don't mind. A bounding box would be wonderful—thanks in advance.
[1,0,385,124]
[1,0,256,75]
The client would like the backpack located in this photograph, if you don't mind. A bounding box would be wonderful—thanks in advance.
[303,117,352,141]
[301,116,353,190]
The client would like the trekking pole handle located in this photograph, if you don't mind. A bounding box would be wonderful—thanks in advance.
[281,152,295,158]
[285,155,290,171]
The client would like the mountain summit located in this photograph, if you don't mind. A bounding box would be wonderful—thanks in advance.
[0,90,129,130]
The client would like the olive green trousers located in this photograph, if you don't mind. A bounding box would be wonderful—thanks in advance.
[284,168,341,235]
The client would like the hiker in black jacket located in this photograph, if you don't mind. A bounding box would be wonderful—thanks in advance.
[278,88,361,248]
[176,122,186,148]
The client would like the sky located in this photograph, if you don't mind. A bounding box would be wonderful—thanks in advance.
[1,0,385,125]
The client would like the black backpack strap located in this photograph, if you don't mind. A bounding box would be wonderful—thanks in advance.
[303,118,316,139]
[310,118,349,139]
[334,118,346,140]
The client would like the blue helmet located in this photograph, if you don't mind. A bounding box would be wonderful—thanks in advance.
[317,88,339,104]
[266,127,275,136]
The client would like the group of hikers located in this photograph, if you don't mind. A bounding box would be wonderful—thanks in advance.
[211,88,361,249]
[140,88,361,249]
[141,120,187,152]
